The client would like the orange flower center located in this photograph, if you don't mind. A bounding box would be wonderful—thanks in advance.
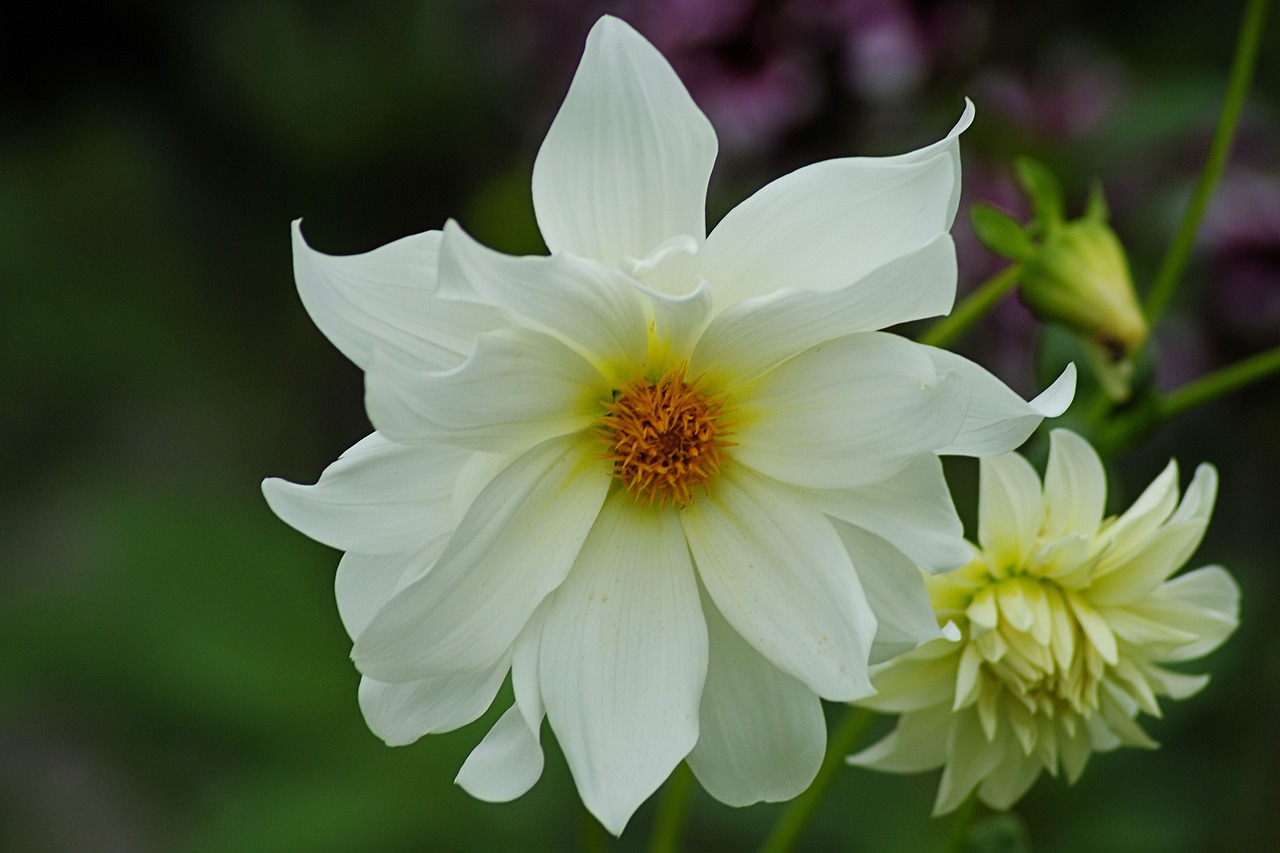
[598,367,733,508]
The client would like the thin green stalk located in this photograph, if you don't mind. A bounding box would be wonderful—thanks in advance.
[758,707,876,853]
[648,762,694,853]
[919,265,1021,349]
[580,801,609,853]
[1143,0,1271,322]
[1160,344,1280,419]
[944,794,980,853]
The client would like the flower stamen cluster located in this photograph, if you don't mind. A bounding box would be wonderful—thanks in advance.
[599,367,734,507]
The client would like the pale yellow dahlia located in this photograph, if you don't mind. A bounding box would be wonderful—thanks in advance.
[850,429,1239,814]
[262,16,1074,834]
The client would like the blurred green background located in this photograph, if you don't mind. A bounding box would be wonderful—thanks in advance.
[2,1,1278,850]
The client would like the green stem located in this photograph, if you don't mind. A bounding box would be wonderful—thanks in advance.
[1161,344,1280,419]
[580,801,609,853]
[1143,0,1271,322]
[919,265,1021,349]
[758,707,876,853]
[648,762,694,853]
[944,794,981,853]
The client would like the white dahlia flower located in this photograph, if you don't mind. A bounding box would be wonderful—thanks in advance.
[850,429,1239,815]
[263,15,1074,834]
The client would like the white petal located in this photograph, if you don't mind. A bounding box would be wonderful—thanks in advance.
[644,279,715,365]
[292,221,504,371]
[860,640,961,713]
[532,16,717,268]
[833,522,945,662]
[800,455,971,573]
[1042,429,1107,540]
[335,548,437,640]
[692,235,956,384]
[366,327,608,453]
[1134,565,1240,663]
[436,220,648,373]
[731,333,967,489]
[358,659,509,746]
[978,452,1045,571]
[352,436,611,680]
[848,704,952,773]
[1097,460,1181,559]
[686,593,826,807]
[926,348,1076,457]
[455,704,546,802]
[262,432,471,554]
[699,103,973,308]
[538,490,707,836]
[681,467,876,701]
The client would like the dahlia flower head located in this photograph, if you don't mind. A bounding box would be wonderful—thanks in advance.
[851,429,1239,814]
[263,15,1074,834]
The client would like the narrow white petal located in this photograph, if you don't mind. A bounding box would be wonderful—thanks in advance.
[801,455,971,573]
[686,594,826,807]
[538,491,707,836]
[849,704,952,773]
[700,103,972,308]
[532,16,717,268]
[262,432,470,554]
[292,221,504,371]
[860,641,961,713]
[1097,460,1181,559]
[358,659,509,746]
[366,327,608,453]
[926,348,1076,457]
[833,522,945,662]
[1042,429,1107,540]
[681,467,876,701]
[978,452,1045,571]
[352,436,611,680]
[732,333,967,489]
[437,220,648,372]
[455,704,546,802]
[691,235,957,384]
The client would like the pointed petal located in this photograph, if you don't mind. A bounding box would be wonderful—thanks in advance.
[1135,565,1240,662]
[455,704,546,802]
[436,220,648,372]
[358,658,510,746]
[687,595,825,807]
[681,467,876,701]
[935,711,1007,814]
[926,348,1076,457]
[691,235,957,384]
[860,640,961,713]
[538,490,707,836]
[532,16,717,268]
[732,333,967,489]
[292,221,504,371]
[801,456,971,573]
[352,436,611,680]
[1042,429,1107,540]
[849,704,952,773]
[832,521,945,661]
[977,746,1043,810]
[699,102,973,307]
[978,452,1045,571]
[262,432,471,554]
[335,548,437,640]
[366,327,608,453]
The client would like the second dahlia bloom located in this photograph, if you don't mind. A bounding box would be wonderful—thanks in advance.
[851,429,1239,814]
[263,16,1073,834]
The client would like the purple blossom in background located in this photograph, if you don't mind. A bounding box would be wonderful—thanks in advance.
[1200,170,1280,347]
[498,0,986,152]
